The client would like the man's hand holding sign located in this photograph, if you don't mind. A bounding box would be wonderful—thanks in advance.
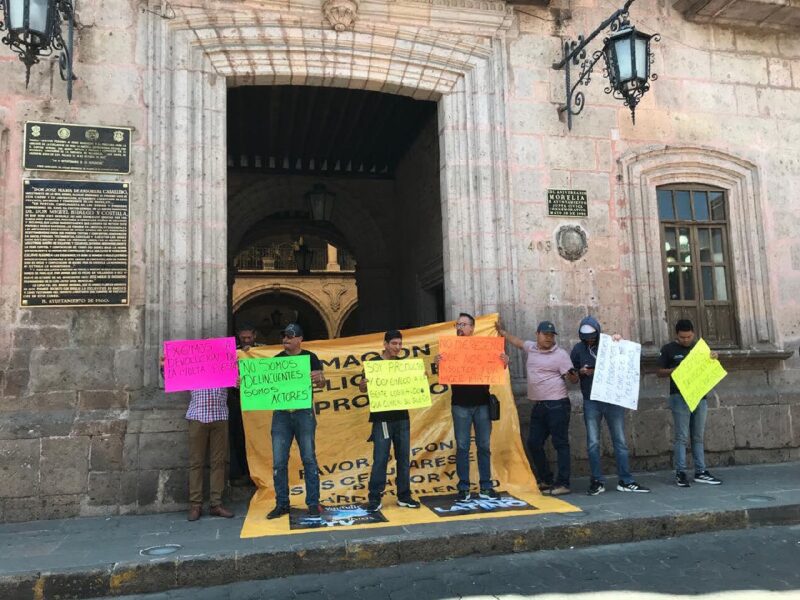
[671,338,726,412]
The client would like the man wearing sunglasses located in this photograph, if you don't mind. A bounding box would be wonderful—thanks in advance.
[266,323,327,519]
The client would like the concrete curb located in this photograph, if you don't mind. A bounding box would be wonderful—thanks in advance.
[2,502,799,600]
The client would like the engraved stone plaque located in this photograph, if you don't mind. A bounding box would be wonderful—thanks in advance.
[21,180,129,307]
[24,121,131,174]
[547,189,588,217]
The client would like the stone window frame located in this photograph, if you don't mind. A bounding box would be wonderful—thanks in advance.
[619,146,775,351]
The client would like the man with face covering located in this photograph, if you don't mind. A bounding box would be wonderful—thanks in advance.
[571,317,650,495]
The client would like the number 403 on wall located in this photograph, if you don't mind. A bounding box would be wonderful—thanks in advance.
[527,240,552,252]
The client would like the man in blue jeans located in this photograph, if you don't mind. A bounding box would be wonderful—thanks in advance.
[571,316,649,495]
[497,320,578,496]
[658,319,723,488]
[267,323,327,519]
[359,330,421,512]
[436,313,508,501]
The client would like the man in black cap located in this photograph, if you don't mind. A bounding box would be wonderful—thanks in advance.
[359,330,421,512]
[229,323,260,487]
[266,323,327,519]
[497,319,578,496]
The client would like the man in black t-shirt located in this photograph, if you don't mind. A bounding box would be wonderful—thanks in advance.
[266,323,327,519]
[359,330,421,512]
[229,323,260,487]
[435,313,508,501]
[657,319,723,488]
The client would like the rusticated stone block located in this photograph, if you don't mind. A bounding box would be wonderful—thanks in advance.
[705,407,735,452]
[791,404,800,446]
[79,390,129,410]
[12,326,70,349]
[40,493,82,520]
[162,469,189,505]
[72,413,128,437]
[139,432,188,470]
[29,348,115,392]
[760,405,793,448]
[41,437,90,495]
[136,470,160,507]
[91,435,124,471]
[115,348,144,390]
[0,438,40,498]
[87,471,121,506]
[2,369,30,397]
[732,405,762,448]
[630,409,671,457]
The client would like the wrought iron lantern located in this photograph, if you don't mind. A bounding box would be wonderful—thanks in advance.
[293,237,313,275]
[552,0,659,130]
[0,0,76,101]
[305,183,335,222]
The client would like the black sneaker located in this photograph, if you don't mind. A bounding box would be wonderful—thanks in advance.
[617,481,651,493]
[675,471,691,488]
[307,504,322,517]
[397,496,421,509]
[366,500,382,512]
[694,471,722,485]
[478,488,499,499]
[266,504,290,519]
[587,480,605,496]
[456,490,472,501]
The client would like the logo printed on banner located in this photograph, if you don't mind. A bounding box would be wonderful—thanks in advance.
[420,492,536,517]
[288,505,388,530]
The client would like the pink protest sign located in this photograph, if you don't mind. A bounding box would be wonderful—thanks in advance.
[163,337,238,392]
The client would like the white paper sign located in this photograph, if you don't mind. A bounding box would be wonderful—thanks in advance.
[589,333,641,410]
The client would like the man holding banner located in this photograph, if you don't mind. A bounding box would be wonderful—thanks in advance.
[359,330,421,512]
[267,323,327,519]
[571,317,650,495]
[497,320,578,496]
[657,320,723,488]
[436,312,508,501]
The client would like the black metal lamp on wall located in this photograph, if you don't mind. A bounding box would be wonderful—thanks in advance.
[305,184,335,222]
[552,0,659,130]
[0,0,76,101]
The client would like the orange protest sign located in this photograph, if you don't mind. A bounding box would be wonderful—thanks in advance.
[437,336,506,385]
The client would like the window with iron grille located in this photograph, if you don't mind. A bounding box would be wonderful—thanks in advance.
[657,185,739,347]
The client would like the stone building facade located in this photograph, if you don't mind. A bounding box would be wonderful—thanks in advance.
[0,0,798,522]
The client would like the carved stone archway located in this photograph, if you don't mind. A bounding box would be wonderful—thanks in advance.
[143,0,517,386]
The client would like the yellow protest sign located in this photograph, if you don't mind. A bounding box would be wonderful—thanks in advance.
[671,338,727,412]
[363,358,431,412]
[238,314,579,539]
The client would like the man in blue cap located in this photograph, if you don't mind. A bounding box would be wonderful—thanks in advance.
[571,317,650,495]
[497,320,577,496]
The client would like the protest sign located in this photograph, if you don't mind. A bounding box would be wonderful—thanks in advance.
[363,358,432,412]
[438,336,506,385]
[589,334,642,410]
[238,355,312,411]
[163,336,238,393]
[672,338,727,412]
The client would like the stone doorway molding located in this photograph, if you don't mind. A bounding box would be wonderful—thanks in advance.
[142,0,518,387]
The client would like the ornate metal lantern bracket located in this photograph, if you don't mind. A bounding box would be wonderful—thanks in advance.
[552,0,659,130]
[0,0,78,101]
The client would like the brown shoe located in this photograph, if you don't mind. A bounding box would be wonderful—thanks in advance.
[538,482,553,492]
[210,505,235,518]
[187,504,202,521]
[548,485,572,496]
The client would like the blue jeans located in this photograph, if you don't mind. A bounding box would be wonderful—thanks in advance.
[670,394,707,473]
[271,409,320,507]
[452,404,493,491]
[583,399,633,484]
[527,400,571,487]
[368,419,411,504]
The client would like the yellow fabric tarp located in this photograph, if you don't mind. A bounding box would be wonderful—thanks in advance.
[239,314,578,538]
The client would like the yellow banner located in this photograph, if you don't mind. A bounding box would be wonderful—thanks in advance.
[364,358,432,412]
[239,314,578,538]
[672,338,728,412]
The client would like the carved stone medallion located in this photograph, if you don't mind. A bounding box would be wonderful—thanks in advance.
[556,225,588,261]
[323,0,359,32]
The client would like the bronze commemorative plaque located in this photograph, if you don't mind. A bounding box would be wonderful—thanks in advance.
[23,121,131,174]
[21,180,129,307]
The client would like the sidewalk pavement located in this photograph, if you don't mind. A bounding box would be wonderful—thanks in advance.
[2,462,799,600]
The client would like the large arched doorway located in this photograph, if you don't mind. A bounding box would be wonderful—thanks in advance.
[227,85,444,339]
